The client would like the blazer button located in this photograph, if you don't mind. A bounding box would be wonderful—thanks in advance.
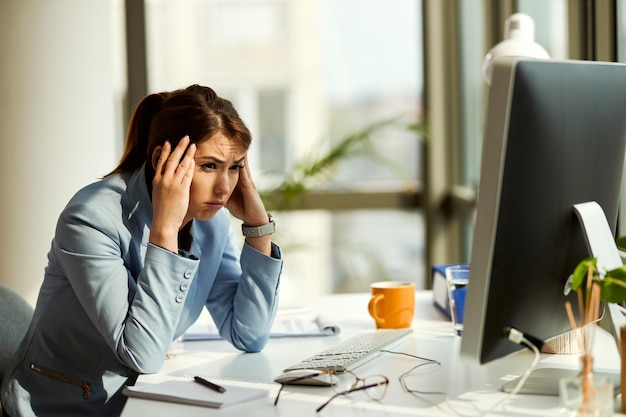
[184,270,194,279]
[175,294,185,303]
[180,281,189,292]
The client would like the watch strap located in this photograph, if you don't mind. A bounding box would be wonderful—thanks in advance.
[241,214,275,238]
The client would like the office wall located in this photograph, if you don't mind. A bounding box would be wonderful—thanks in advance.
[0,0,118,304]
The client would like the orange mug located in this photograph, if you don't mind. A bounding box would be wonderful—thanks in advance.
[367,281,415,329]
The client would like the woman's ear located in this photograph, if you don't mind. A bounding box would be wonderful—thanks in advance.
[151,146,163,171]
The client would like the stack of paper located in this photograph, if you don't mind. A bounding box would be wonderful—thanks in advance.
[180,306,340,341]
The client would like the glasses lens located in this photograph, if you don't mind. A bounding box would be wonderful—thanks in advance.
[331,372,355,394]
[363,375,388,400]
[275,371,336,406]
[326,371,338,386]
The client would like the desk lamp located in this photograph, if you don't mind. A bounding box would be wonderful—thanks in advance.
[482,13,550,85]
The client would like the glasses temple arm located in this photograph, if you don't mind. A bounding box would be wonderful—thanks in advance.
[315,381,388,412]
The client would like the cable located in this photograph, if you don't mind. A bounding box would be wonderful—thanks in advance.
[382,330,541,417]
[440,328,541,417]
[477,327,541,415]
[505,328,541,394]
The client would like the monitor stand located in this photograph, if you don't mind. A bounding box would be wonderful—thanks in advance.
[501,201,624,395]
[573,201,625,353]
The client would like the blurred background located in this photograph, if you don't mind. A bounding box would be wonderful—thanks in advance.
[1,0,624,304]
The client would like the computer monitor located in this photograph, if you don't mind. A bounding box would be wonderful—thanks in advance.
[460,57,626,367]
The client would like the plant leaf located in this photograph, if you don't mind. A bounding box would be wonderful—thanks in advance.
[406,122,430,141]
[571,258,596,291]
[599,265,626,303]
[262,118,402,210]
[598,277,626,303]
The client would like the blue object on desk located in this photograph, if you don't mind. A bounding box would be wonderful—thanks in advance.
[431,263,469,322]
[450,283,467,324]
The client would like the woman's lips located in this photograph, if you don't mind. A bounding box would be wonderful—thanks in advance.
[205,201,224,210]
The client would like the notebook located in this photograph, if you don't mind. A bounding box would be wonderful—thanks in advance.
[122,378,270,408]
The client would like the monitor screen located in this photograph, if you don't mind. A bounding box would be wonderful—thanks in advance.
[460,57,626,365]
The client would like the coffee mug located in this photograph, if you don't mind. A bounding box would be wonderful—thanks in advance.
[367,281,415,329]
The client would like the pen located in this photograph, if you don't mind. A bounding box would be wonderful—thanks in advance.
[194,376,226,393]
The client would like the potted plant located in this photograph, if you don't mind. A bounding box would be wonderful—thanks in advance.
[563,256,626,415]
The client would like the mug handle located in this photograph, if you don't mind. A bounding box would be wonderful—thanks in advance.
[368,293,385,325]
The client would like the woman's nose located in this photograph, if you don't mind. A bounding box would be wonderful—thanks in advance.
[214,171,231,195]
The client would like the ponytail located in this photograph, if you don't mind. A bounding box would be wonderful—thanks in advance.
[104,93,166,177]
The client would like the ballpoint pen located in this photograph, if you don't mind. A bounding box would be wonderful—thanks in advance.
[193,376,226,393]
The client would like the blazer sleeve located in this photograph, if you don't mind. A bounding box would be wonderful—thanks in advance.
[53,200,199,373]
[205,228,283,352]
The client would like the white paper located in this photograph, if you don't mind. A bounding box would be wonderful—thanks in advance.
[122,378,269,408]
[180,307,340,342]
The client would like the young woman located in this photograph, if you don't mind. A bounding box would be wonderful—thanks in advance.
[0,85,282,417]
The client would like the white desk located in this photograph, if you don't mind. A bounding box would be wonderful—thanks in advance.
[121,291,624,416]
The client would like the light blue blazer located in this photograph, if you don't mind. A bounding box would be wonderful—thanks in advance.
[0,165,283,416]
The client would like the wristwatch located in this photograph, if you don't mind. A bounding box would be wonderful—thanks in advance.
[241,213,275,238]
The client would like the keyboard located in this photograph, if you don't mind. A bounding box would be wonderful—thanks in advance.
[283,328,413,373]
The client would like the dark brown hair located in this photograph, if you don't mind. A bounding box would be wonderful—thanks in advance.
[106,84,251,177]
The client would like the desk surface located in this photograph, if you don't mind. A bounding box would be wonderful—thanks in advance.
[121,291,624,416]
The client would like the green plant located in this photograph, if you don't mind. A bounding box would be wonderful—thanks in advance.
[570,257,626,304]
[261,117,427,211]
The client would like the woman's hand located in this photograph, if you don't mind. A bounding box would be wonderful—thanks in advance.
[149,136,196,253]
[226,158,273,255]
[226,158,266,224]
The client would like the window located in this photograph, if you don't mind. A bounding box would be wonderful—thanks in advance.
[143,0,425,297]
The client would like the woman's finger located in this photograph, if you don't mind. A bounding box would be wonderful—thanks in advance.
[163,136,191,174]
[154,141,172,178]
[174,143,196,182]
[237,157,256,191]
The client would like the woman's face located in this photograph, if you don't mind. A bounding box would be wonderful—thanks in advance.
[185,133,246,223]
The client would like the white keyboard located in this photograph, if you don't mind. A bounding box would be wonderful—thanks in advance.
[283,328,413,372]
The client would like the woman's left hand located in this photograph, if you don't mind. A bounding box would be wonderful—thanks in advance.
[226,157,267,224]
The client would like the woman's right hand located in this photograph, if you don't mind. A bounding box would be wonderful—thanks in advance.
[149,136,196,253]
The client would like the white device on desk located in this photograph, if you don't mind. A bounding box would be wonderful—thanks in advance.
[273,369,339,386]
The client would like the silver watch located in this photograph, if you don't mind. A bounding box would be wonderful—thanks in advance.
[241,213,275,238]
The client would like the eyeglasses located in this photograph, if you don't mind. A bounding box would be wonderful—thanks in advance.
[273,369,389,412]
[381,350,444,396]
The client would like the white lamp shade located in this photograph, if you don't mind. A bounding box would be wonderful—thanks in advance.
[482,13,550,84]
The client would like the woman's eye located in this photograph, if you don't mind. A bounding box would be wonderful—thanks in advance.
[230,164,244,171]
[201,163,217,170]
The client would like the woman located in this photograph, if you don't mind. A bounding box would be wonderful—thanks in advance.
[0,85,282,416]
